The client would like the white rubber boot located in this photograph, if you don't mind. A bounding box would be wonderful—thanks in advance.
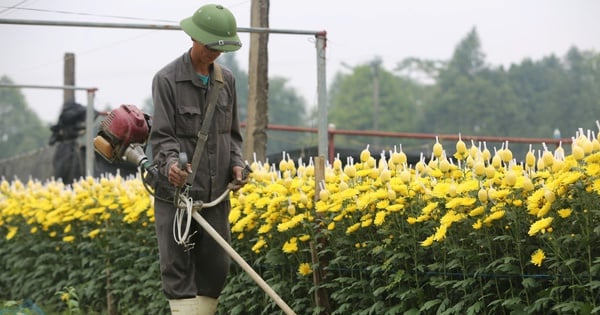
[196,296,218,315]
[169,298,199,314]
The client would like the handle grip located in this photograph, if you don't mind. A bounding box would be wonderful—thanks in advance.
[178,152,188,170]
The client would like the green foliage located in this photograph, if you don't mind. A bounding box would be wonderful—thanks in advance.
[0,76,51,160]
[0,177,168,314]
[330,28,600,159]
[220,53,249,122]
[1,145,600,314]
[419,28,529,140]
[266,76,310,155]
[56,286,81,315]
[329,59,419,150]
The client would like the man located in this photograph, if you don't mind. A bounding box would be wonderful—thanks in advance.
[149,4,246,314]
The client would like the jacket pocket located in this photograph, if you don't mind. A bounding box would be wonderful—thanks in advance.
[175,104,202,137]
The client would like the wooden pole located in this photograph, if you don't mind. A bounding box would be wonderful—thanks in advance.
[312,156,331,313]
[243,0,270,162]
[63,52,75,106]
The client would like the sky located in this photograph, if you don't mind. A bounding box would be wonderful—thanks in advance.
[1,0,599,124]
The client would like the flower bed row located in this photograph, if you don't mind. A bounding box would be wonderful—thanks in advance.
[1,130,599,314]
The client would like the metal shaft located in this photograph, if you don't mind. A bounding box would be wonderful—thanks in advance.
[191,210,297,315]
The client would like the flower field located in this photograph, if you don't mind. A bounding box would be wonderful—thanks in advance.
[1,129,600,314]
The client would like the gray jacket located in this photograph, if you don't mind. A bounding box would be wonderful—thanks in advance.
[150,50,244,201]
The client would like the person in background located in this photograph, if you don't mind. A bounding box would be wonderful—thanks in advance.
[149,4,246,315]
[49,101,88,184]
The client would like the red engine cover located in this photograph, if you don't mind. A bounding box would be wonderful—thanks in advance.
[102,104,149,147]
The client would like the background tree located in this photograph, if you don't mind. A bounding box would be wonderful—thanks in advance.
[507,48,600,143]
[328,59,417,151]
[265,76,307,156]
[221,53,249,123]
[4,30,600,165]
[327,28,600,159]
[417,28,530,155]
[222,55,310,157]
[507,55,566,138]
[561,47,600,135]
[0,76,50,160]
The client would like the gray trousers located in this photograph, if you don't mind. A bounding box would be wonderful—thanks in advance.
[154,198,232,299]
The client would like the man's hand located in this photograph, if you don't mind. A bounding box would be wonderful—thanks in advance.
[231,165,249,191]
[168,161,191,187]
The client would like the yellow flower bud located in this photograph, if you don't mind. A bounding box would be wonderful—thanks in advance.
[542,150,554,167]
[319,189,330,202]
[572,144,585,160]
[522,177,534,192]
[478,188,488,203]
[525,150,536,168]
[473,160,485,176]
[360,145,371,163]
[433,142,443,158]
[400,169,411,183]
[456,139,467,155]
[504,170,516,187]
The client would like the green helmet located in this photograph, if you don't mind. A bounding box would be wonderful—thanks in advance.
[180,4,242,52]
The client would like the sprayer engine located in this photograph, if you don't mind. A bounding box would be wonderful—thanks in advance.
[94,104,151,167]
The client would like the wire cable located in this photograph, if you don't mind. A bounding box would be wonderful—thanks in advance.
[172,194,195,250]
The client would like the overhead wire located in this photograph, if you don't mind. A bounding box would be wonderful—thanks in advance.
[0,4,178,23]
[0,0,252,23]
[0,2,176,75]
[0,0,29,16]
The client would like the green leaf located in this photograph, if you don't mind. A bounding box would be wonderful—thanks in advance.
[420,299,441,312]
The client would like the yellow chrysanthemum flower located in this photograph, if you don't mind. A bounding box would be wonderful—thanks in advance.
[535,200,552,218]
[387,204,405,212]
[527,189,545,216]
[6,226,18,240]
[258,224,272,234]
[374,211,386,226]
[421,202,438,215]
[421,235,435,247]
[592,179,600,194]
[282,237,298,254]
[440,210,465,227]
[252,238,267,253]
[277,213,305,232]
[88,229,101,238]
[445,197,476,210]
[327,222,335,231]
[557,208,573,218]
[433,224,447,242]
[298,263,313,276]
[346,222,361,234]
[531,248,545,267]
[483,210,505,224]
[469,206,485,217]
[585,163,600,177]
[361,218,373,228]
[528,217,554,236]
